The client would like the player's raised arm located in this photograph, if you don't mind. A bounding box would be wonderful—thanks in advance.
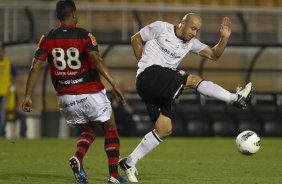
[199,17,231,61]
[131,32,143,62]
[22,58,45,112]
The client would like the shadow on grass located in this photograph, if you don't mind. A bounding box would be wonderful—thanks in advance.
[0,172,111,184]
[0,172,74,184]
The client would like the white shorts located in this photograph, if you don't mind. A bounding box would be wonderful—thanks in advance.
[58,89,112,125]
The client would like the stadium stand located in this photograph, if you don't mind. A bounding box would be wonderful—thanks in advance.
[0,0,282,137]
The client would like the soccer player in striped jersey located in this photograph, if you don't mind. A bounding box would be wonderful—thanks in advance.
[119,13,252,182]
[22,0,128,183]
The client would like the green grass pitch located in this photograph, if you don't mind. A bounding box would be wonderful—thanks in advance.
[0,137,281,184]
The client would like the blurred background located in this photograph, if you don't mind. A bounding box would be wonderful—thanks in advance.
[1,0,282,139]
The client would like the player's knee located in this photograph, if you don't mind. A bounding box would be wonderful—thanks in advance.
[101,120,117,131]
[185,74,203,89]
[155,127,172,139]
[78,123,92,132]
[155,117,172,138]
[160,125,172,135]
[165,128,172,137]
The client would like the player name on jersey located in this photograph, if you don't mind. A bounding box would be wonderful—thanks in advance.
[54,71,78,76]
[58,78,83,85]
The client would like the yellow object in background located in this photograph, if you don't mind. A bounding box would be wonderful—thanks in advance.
[0,59,11,96]
[6,86,16,121]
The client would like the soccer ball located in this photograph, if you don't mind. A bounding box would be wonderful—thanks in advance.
[235,130,261,155]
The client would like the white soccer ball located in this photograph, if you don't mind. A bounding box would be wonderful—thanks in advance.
[235,130,261,155]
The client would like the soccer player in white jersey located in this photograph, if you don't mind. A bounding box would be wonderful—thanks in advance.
[119,13,252,182]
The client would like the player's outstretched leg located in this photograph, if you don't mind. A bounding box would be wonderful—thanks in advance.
[232,82,253,109]
[184,74,253,109]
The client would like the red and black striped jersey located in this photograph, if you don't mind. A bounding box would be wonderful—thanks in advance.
[35,24,104,95]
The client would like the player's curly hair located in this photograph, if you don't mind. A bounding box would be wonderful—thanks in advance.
[56,0,76,21]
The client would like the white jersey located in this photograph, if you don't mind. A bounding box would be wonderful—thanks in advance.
[137,21,208,76]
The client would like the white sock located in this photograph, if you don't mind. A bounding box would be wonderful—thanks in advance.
[197,80,237,103]
[126,130,162,167]
[5,122,16,139]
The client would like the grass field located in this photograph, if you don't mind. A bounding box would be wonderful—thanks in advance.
[0,137,282,184]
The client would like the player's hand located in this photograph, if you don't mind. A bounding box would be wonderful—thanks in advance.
[220,17,231,39]
[22,96,33,112]
[112,85,126,105]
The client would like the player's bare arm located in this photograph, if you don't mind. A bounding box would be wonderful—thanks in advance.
[199,17,231,61]
[131,32,143,62]
[22,58,45,112]
[88,51,126,103]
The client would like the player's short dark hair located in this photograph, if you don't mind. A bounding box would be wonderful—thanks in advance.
[56,0,76,21]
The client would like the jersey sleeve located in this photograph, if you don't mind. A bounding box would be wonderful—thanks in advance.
[34,35,49,61]
[190,38,208,53]
[85,32,99,53]
[139,21,166,42]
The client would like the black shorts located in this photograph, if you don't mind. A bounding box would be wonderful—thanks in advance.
[136,65,188,122]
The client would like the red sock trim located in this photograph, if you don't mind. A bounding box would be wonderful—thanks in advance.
[104,143,120,151]
[75,131,96,164]
[105,130,119,138]
[108,157,119,165]
[111,172,119,178]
